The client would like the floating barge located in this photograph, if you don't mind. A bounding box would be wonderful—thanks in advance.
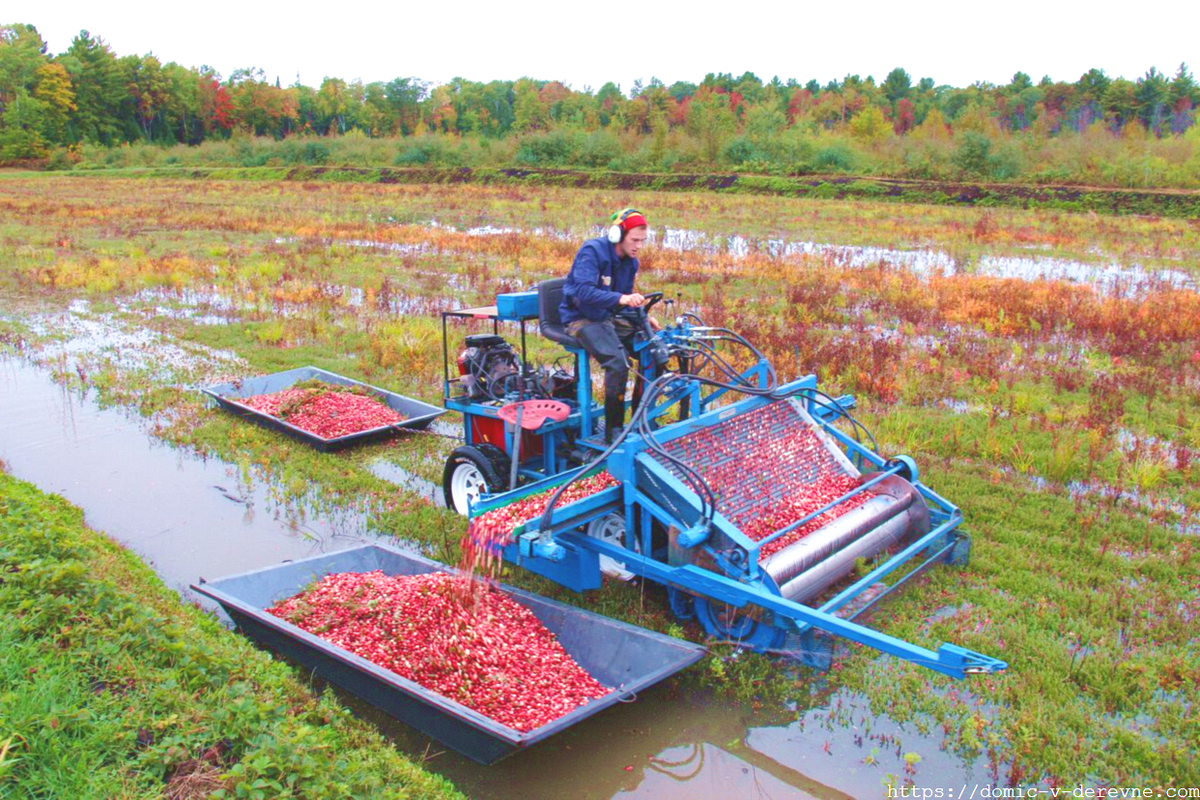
[192,544,707,764]
[202,366,445,451]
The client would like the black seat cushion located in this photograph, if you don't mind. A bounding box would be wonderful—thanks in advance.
[537,278,581,349]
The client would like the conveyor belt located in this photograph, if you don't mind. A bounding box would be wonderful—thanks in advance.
[648,398,929,602]
[649,399,852,528]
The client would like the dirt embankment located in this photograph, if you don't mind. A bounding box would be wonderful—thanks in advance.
[292,166,1200,218]
[52,163,1200,218]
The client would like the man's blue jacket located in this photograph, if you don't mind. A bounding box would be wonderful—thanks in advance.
[559,237,639,325]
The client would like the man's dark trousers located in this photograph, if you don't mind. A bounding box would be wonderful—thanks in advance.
[568,316,640,441]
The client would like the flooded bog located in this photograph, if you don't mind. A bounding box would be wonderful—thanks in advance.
[0,358,382,597]
[361,684,999,799]
[0,356,1005,798]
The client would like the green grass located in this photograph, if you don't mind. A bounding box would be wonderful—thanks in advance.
[0,471,465,799]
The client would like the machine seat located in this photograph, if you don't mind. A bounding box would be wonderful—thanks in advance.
[537,278,583,350]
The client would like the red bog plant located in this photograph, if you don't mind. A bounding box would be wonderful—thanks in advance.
[267,570,609,731]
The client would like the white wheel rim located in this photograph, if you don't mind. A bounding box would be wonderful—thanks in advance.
[587,513,626,546]
[587,513,634,579]
[450,463,486,515]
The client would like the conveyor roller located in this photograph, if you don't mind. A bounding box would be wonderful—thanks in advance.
[763,474,929,602]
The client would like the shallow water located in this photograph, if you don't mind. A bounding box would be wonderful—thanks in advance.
[420,219,1196,296]
[0,358,382,597]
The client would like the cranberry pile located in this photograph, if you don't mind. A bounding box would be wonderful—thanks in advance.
[651,401,874,560]
[464,471,620,577]
[267,570,609,731]
[240,385,405,439]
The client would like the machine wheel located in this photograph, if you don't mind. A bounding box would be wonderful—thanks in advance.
[587,512,635,580]
[693,598,787,651]
[443,444,509,515]
[667,588,696,620]
[586,512,627,547]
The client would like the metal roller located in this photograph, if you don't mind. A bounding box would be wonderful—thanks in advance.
[762,475,930,603]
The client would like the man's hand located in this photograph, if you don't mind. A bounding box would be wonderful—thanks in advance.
[619,293,647,307]
[648,315,663,331]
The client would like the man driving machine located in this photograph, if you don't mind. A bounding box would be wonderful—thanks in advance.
[559,208,655,443]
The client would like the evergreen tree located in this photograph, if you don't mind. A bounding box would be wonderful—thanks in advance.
[61,30,125,145]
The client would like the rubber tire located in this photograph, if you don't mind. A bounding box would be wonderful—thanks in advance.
[443,444,509,516]
[693,597,787,651]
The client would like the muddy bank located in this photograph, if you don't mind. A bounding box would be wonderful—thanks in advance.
[68,165,1200,219]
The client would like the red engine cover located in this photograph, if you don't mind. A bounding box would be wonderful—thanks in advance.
[470,416,544,457]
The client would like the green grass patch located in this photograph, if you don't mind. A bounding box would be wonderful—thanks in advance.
[0,471,465,799]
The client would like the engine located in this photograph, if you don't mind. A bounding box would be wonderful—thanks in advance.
[457,334,576,403]
[457,334,520,402]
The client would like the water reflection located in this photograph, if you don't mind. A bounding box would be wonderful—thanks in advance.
[367,458,444,506]
[415,219,1195,296]
[354,680,1003,800]
[655,227,1195,295]
[0,358,385,601]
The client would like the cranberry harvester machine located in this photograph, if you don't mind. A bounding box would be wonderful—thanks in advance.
[440,288,1007,679]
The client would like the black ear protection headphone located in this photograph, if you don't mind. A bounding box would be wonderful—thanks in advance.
[607,208,643,244]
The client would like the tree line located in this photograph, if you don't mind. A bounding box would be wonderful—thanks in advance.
[2,23,1198,181]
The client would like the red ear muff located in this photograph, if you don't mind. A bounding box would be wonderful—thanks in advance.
[607,208,642,244]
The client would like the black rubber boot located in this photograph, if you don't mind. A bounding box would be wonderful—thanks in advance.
[604,394,626,443]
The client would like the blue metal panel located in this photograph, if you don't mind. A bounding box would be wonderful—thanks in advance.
[560,535,1007,679]
[495,291,540,320]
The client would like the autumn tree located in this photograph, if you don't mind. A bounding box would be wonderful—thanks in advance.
[850,103,889,142]
[786,86,816,126]
[512,78,546,133]
[910,106,951,141]
[31,61,74,143]
[355,81,388,136]
[595,82,624,128]
[122,54,173,139]
[1103,77,1138,130]
[625,78,675,134]
[686,86,736,162]
[384,76,428,135]
[0,23,49,110]
[893,98,915,134]
[315,76,354,134]
[538,81,573,124]
[195,68,233,140]
[425,83,458,133]
[228,67,297,138]
[0,89,48,157]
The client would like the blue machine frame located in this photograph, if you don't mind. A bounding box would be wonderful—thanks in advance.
[444,295,1008,680]
[442,299,598,481]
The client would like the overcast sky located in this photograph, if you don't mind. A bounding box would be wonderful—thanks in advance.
[22,2,1196,94]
